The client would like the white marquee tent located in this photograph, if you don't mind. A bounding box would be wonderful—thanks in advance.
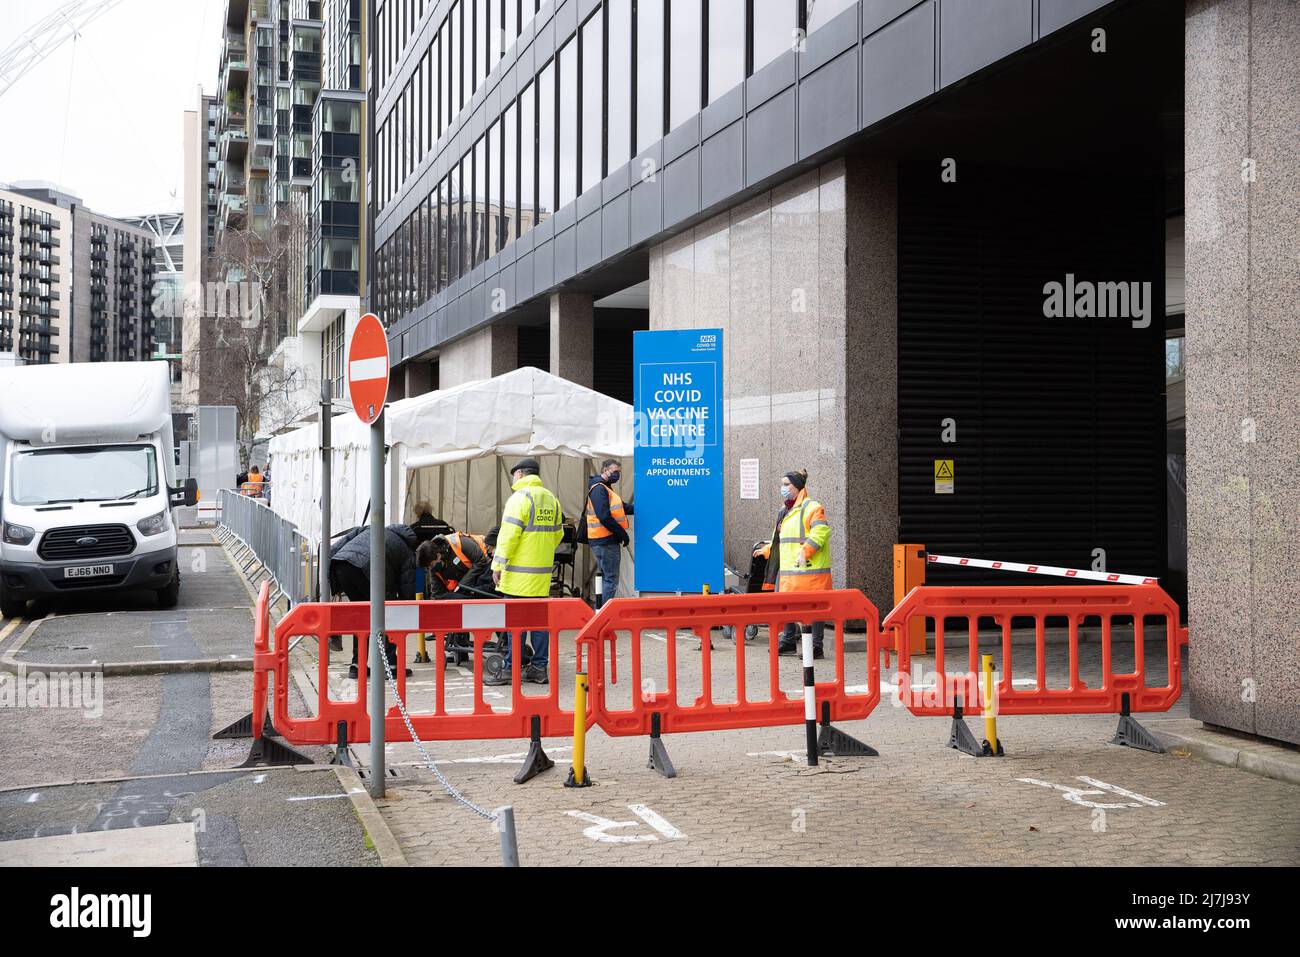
[267,366,636,597]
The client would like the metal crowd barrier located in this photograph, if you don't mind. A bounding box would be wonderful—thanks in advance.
[216,488,315,607]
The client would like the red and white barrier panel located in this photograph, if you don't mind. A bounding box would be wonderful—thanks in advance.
[925,553,1158,586]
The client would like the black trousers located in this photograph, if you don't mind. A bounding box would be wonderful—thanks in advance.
[332,561,399,668]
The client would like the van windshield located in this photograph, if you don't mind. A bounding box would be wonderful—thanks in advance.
[10,445,159,505]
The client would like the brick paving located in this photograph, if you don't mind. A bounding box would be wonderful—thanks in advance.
[282,625,1299,867]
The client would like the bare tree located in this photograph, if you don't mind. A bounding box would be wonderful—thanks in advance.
[183,203,311,463]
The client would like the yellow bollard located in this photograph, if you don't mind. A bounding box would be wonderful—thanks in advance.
[415,592,429,663]
[565,671,593,787]
[982,654,999,755]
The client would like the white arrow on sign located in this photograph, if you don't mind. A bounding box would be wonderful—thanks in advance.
[653,518,698,560]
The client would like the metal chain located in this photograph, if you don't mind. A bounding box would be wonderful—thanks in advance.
[373,631,498,822]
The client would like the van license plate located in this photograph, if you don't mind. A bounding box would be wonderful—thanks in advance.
[65,564,115,579]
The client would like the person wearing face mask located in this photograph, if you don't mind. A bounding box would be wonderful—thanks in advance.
[773,469,832,658]
[583,458,633,607]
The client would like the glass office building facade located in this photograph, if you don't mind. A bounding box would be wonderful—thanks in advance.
[372,0,857,323]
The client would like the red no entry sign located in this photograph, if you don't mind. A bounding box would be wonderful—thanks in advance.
[348,312,390,424]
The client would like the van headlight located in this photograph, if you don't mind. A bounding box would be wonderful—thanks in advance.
[136,512,169,537]
[2,522,35,546]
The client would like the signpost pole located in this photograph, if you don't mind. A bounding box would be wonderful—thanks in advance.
[319,377,332,605]
[368,410,386,798]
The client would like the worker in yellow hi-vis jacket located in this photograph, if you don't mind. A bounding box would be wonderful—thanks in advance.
[484,458,564,686]
[775,469,831,659]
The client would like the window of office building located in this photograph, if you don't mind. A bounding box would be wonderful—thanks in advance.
[462,2,473,111]
[521,0,536,31]
[475,0,488,93]
[708,0,744,102]
[581,11,603,193]
[449,2,462,117]
[503,100,518,244]
[436,178,447,290]
[459,153,470,275]
[752,0,798,73]
[427,193,438,296]
[503,0,518,56]
[558,39,578,208]
[520,82,536,236]
[537,62,555,221]
[447,164,461,283]
[415,61,424,160]
[607,0,632,169]
[806,0,856,33]
[473,135,487,266]
[637,0,665,151]
[669,0,702,130]
[488,118,502,253]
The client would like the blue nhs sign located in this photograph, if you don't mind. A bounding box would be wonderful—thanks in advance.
[633,329,724,594]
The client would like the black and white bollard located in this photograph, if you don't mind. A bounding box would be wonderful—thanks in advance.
[803,630,818,767]
[594,571,604,609]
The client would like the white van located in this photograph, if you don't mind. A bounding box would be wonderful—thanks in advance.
[0,362,198,617]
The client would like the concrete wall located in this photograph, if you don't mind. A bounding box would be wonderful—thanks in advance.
[1185,0,1300,745]
[649,157,897,609]
[436,322,519,389]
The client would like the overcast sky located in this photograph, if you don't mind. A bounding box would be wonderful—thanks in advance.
[0,0,227,218]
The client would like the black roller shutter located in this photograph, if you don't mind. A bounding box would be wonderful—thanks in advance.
[897,163,1166,586]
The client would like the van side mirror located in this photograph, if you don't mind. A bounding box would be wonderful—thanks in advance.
[171,478,199,508]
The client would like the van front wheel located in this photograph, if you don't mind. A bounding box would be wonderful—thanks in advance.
[157,568,180,609]
[0,581,25,620]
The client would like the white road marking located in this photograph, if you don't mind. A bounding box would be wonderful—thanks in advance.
[26,793,40,804]
[1017,776,1165,810]
[287,794,352,802]
[566,804,686,844]
[253,774,267,784]
[627,804,685,839]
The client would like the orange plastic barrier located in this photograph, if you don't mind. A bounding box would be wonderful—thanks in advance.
[577,590,881,737]
[252,597,595,749]
[880,584,1189,717]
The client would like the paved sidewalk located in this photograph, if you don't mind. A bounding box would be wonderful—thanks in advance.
[279,629,1297,867]
[4,544,254,668]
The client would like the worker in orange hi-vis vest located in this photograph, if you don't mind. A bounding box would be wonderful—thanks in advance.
[240,465,266,498]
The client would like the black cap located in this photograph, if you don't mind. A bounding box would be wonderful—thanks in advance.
[510,457,541,474]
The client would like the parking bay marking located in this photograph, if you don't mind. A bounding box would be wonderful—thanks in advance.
[566,804,686,844]
[1017,776,1165,810]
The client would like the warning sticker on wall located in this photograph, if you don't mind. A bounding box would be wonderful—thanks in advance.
[934,459,955,495]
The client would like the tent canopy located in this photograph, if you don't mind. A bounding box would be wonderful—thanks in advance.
[390,366,633,468]
[267,366,635,553]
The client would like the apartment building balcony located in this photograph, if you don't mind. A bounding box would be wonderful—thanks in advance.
[0,239,12,256]
[48,254,60,268]
[220,127,249,163]
[221,194,248,230]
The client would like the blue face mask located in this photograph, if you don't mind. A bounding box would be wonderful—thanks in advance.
[781,485,795,502]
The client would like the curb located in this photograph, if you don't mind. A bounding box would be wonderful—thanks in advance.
[0,617,254,676]
[333,765,410,867]
[1153,727,1300,787]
